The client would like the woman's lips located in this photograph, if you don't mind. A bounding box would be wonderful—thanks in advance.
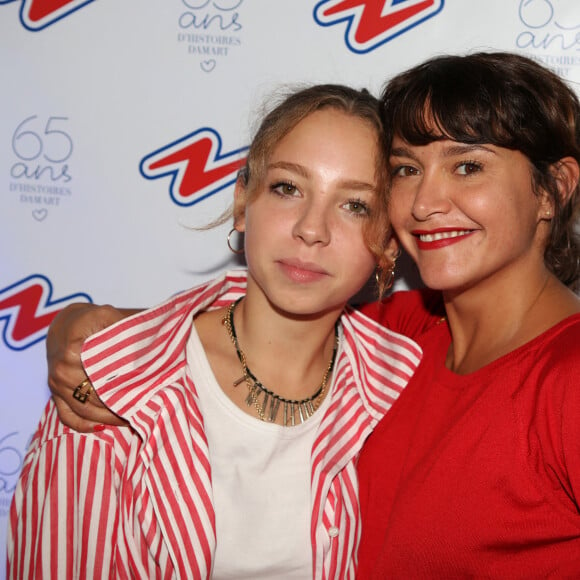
[278,259,329,283]
[413,229,475,250]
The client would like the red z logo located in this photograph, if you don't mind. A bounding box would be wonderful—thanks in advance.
[140,128,248,207]
[1,0,95,31]
[0,275,91,350]
[314,0,445,53]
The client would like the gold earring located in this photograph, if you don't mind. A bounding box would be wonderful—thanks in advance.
[376,249,401,291]
[377,267,395,291]
[227,228,244,254]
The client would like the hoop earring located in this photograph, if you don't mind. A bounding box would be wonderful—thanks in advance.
[375,248,401,291]
[376,267,395,291]
[385,268,396,289]
[227,228,244,255]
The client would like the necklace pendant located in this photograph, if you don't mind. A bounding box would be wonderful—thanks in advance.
[268,397,281,423]
[245,384,257,407]
[232,375,245,387]
[224,298,339,427]
[298,403,306,424]
[262,392,270,414]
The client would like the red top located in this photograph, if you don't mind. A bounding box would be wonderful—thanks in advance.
[358,289,580,578]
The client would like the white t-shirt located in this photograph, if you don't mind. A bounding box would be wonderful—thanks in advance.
[187,322,337,579]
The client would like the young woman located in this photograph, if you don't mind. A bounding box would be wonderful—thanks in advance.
[357,52,580,577]
[8,85,422,579]
[26,51,580,577]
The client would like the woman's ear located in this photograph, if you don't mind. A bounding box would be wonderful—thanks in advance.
[537,157,579,222]
[550,156,579,208]
[233,176,247,233]
[384,236,401,267]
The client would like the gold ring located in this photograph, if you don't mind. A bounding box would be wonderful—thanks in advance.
[72,378,93,404]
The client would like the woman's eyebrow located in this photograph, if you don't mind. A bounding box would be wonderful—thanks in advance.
[268,161,375,191]
[268,161,309,178]
[389,146,414,159]
[390,143,497,158]
[441,143,497,157]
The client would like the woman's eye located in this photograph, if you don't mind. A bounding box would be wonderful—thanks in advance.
[344,199,370,216]
[271,182,298,196]
[456,161,482,175]
[392,165,419,177]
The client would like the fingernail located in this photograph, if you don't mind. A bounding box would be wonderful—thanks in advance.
[93,424,106,433]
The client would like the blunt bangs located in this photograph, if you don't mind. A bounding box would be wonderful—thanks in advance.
[380,51,580,289]
[381,55,556,165]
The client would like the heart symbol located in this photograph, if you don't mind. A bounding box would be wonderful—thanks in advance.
[32,208,48,221]
[200,59,216,73]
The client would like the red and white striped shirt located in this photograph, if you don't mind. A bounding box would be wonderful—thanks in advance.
[8,271,421,579]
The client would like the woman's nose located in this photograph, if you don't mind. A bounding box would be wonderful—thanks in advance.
[411,172,452,221]
[292,201,331,246]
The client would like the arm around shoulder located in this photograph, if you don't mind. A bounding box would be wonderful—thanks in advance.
[47,302,141,432]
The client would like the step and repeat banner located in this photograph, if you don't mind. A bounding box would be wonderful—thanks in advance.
[1,0,579,569]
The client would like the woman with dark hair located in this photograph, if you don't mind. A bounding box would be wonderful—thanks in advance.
[27,52,580,577]
[357,52,580,577]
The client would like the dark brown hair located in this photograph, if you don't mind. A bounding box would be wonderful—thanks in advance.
[380,51,580,289]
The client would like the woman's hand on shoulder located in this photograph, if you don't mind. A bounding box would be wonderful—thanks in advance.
[47,303,133,432]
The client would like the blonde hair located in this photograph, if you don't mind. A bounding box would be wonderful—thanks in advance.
[220,84,393,295]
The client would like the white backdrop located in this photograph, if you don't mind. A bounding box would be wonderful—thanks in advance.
[1,0,579,572]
